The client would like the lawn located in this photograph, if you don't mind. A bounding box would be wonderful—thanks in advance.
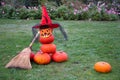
[0,19,120,80]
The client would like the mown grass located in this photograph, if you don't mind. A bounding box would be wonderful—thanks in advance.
[0,19,120,80]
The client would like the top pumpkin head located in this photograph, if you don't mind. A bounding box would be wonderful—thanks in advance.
[40,25,53,38]
[39,25,55,44]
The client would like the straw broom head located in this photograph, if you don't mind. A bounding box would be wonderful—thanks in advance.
[5,47,32,69]
[5,32,39,70]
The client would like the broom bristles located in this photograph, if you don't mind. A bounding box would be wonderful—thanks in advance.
[5,47,32,69]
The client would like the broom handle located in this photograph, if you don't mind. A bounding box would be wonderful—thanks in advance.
[29,31,39,48]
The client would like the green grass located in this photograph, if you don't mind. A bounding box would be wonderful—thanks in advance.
[0,19,120,80]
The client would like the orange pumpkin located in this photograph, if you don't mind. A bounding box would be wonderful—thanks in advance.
[39,28,54,44]
[52,51,68,63]
[33,52,51,65]
[40,44,56,53]
[40,28,53,38]
[39,34,54,44]
[94,61,112,73]
[30,52,35,61]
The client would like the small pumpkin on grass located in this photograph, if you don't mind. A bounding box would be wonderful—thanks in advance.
[52,51,68,63]
[94,61,112,73]
[30,52,35,61]
[34,52,51,65]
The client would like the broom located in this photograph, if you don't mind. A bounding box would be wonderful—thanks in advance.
[5,32,39,69]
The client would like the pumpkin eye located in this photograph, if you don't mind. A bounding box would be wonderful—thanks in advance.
[46,30,48,32]
[41,34,44,36]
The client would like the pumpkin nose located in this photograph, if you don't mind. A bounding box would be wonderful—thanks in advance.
[44,33,47,35]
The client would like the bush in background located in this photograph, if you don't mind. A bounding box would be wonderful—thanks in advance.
[18,8,28,19]
[0,3,119,21]
[0,5,15,18]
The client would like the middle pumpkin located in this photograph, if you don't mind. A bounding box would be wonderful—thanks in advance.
[40,43,56,53]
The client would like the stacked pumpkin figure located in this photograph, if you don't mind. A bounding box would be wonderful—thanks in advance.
[32,6,68,65]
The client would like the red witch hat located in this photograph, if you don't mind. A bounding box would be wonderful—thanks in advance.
[39,5,59,28]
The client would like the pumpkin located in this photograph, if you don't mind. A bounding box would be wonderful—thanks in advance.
[94,61,112,73]
[40,43,56,53]
[40,28,53,38]
[39,34,54,44]
[33,52,51,65]
[30,52,35,61]
[39,28,54,44]
[52,51,68,63]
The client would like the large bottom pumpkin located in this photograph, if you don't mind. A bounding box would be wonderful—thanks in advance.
[34,53,51,65]
[52,51,68,63]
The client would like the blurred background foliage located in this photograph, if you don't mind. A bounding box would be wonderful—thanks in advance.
[0,0,120,21]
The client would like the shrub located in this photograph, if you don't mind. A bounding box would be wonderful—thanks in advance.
[0,4,119,21]
[91,11,102,21]
[1,5,15,18]
[35,10,41,19]
[109,14,119,21]
[50,10,58,20]
[101,10,110,21]
[18,8,28,19]
[56,5,69,20]
[67,8,79,20]
[67,13,78,20]
[48,8,58,20]
[0,8,2,18]
[27,9,41,19]
[80,11,90,20]
[88,6,101,21]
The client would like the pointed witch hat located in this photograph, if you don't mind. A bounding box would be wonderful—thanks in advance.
[39,5,59,28]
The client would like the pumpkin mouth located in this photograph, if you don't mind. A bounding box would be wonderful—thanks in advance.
[41,32,51,38]
[40,28,53,38]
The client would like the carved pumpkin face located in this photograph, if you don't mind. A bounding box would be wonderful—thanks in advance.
[40,28,53,38]
[39,34,54,44]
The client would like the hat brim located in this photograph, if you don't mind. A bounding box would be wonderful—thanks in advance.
[39,23,59,28]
